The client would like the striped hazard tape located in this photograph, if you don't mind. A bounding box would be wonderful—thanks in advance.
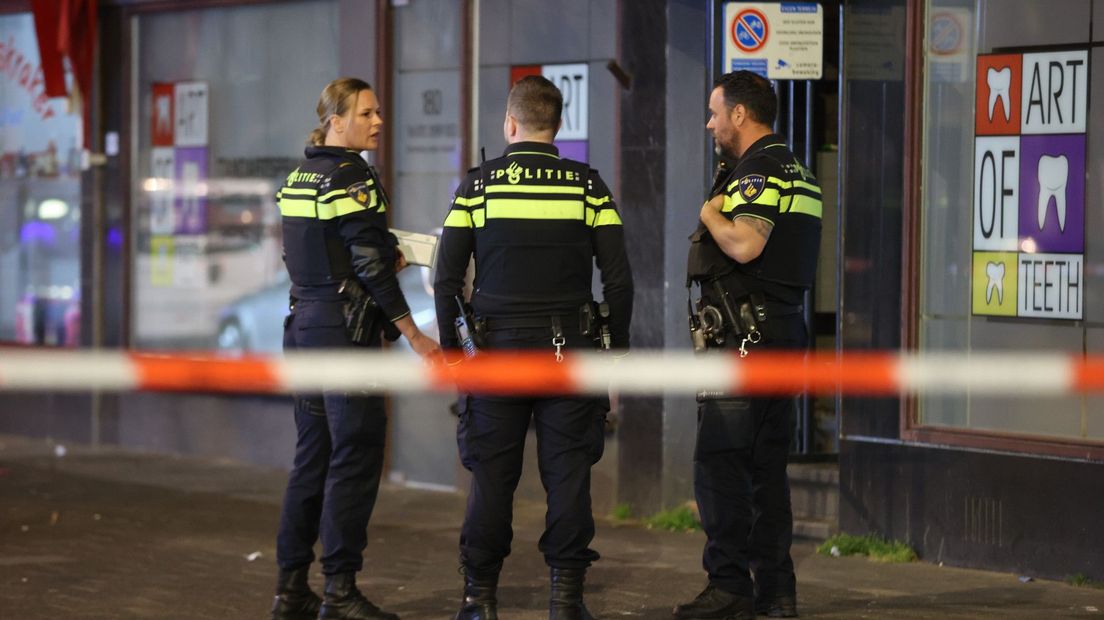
[2,349,1104,396]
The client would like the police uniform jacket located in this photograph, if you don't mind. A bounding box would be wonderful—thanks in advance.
[434,141,633,350]
[693,134,822,306]
[277,146,410,322]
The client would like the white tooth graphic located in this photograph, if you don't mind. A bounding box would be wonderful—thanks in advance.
[155,95,172,133]
[1037,155,1069,231]
[985,261,1005,305]
[987,67,1012,122]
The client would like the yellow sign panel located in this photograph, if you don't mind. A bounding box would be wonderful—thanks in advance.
[151,236,174,287]
[972,251,1017,316]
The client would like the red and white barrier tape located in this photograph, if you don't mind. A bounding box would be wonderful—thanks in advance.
[2,350,1104,396]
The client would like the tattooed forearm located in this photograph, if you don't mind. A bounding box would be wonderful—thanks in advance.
[735,215,774,240]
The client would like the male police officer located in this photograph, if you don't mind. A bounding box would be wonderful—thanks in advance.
[434,75,633,620]
[675,71,822,619]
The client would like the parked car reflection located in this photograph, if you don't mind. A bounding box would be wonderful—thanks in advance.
[215,266,438,356]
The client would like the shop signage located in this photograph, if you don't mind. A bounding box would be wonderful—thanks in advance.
[510,63,588,161]
[722,2,823,80]
[972,50,1087,320]
[148,80,209,287]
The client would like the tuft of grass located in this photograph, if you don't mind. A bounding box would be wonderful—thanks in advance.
[610,503,633,521]
[645,505,702,532]
[816,534,917,563]
[1067,573,1104,589]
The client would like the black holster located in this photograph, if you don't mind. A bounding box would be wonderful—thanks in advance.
[340,278,399,344]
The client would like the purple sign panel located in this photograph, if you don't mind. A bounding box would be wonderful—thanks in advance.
[173,146,208,235]
[1017,134,1085,253]
[555,140,588,163]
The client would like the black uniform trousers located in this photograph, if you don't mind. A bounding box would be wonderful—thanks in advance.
[457,326,607,575]
[277,299,387,575]
[694,315,804,600]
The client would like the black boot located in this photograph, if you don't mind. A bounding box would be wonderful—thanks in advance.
[270,566,322,620]
[672,584,755,619]
[754,594,798,618]
[318,572,399,620]
[549,567,594,620]
[453,567,498,620]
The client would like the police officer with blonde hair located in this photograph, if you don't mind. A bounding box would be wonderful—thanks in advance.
[270,77,440,620]
[435,75,633,619]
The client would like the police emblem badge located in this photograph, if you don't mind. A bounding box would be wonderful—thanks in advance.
[347,181,372,206]
[738,175,766,201]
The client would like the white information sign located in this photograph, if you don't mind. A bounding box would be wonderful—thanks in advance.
[972,136,1019,251]
[174,81,209,147]
[396,70,460,174]
[1020,51,1088,135]
[149,147,176,235]
[542,63,589,140]
[723,2,823,80]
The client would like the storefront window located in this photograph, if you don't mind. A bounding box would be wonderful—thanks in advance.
[0,13,82,346]
[918,0,1104,442]
[131,1,339,352]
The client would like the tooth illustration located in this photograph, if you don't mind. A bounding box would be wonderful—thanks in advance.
[1037,155,1069,231]
[987,67,1012,122]
[985,261,1005,305]
[155,95,172,133]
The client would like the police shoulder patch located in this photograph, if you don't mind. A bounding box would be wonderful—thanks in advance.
[346,181,373,206]
[737,174,766,201]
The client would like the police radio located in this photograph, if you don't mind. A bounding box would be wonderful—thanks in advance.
[454,296,479,358]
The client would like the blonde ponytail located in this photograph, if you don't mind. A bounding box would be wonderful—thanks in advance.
[307,77,373,146]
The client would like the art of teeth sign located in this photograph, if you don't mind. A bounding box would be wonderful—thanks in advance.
[972,50,1087,320]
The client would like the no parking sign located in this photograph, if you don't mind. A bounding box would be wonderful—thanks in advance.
[723,2,823,80]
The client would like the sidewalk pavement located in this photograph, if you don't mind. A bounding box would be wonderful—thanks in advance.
[1,434,1102,619]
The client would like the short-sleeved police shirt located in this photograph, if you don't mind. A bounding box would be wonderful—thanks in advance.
[716,134,822,299]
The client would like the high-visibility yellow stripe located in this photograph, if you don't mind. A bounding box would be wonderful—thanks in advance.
[444,210,473,228]
[454,195,485,207]
[485,184,583,195]
[786,195,823,218]
[486,199,585,220]
[726,188,780,210]
[472,208,486,227]
[317,197,368,220]
[280,187,317,198]
[507,150,560,157]
[279,198,315,218]
[791,179,820,194]
[592,209,622,227]
[586,195,611,206]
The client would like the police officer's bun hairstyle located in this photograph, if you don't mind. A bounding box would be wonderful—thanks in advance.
[308,77,373,145]
[714,70,777,128]
[507,75,563,133]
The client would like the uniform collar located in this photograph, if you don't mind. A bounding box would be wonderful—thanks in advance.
[738,133,787,164]
[503,141,560,159]
[304,146,370,168]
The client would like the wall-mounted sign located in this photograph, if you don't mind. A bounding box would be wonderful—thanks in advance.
[928,8,971,83]
[972,50,1088,320]
[147,81,210,244]
[510,63,589,162]
[173,81,209,147]
[722,2,824,80]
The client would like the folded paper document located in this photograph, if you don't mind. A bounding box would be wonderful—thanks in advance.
[392,228,438,268]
